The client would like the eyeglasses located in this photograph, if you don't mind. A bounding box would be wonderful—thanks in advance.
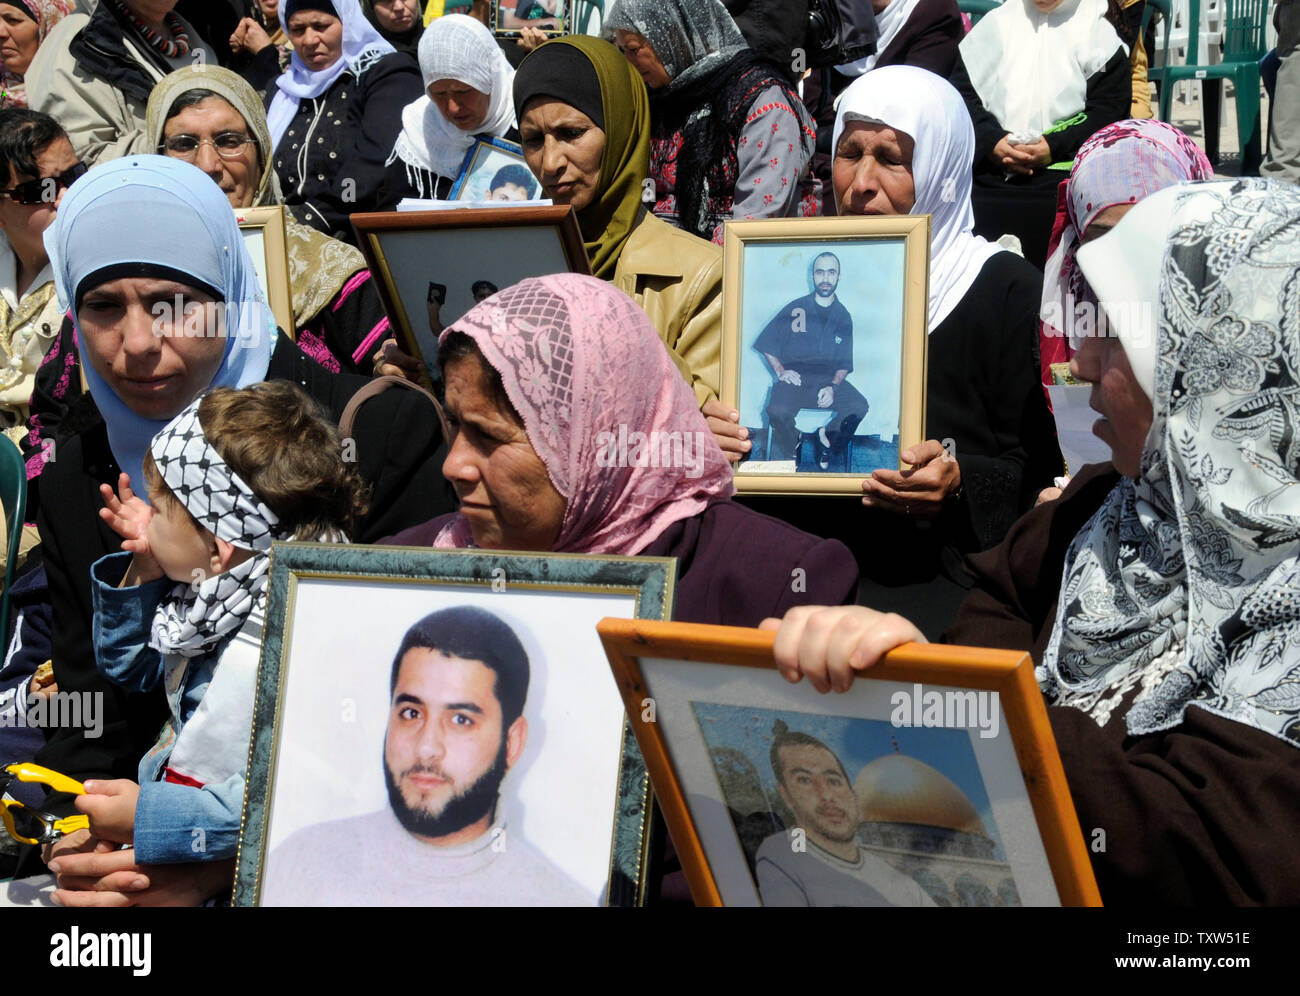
[161,132,256,161]
[0,162,88,206]
[0,762,88,846]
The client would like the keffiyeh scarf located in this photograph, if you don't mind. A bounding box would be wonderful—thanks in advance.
[147,400,288,660]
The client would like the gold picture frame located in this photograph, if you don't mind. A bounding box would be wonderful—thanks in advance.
[235,205,294,339]
[598,617,1102,907]
[721,216,931,496]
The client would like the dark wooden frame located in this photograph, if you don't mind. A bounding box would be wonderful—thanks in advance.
[350,205,590,385]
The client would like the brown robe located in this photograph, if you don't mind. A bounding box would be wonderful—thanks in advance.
[945,463,1300,905]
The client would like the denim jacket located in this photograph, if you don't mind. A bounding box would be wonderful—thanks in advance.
[91,552,262,864]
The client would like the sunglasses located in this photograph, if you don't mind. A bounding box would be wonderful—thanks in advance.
[1,162,89,206]
[0,762,88,846]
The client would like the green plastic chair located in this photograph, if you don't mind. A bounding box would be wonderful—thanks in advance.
[573,0,604,35]
[1140,0,1172,47]
[1148,0,1270,169]
[959,0,1000,24]
[0,440,27,642]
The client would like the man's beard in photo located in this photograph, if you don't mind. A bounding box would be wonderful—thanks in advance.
[385,741,510,839]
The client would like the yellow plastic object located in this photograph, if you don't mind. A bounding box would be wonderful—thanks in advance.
[1,801,88,846]
[52,814,90,836]
[4,762,85,797]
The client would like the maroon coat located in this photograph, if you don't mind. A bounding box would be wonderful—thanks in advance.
[384,499,859,627]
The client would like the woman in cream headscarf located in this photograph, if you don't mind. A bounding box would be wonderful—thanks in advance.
[950,0,1130,269]
[146,65,389,374]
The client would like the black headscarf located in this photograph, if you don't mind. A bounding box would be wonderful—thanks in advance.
[358,0,425,56]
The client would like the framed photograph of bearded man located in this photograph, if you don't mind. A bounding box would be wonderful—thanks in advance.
[598,618,1101,907]
[721,217,931,495]
[234,544,674,907]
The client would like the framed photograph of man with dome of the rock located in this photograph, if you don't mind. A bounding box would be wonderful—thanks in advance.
[598,618,1102,907]
[720,217,931,496]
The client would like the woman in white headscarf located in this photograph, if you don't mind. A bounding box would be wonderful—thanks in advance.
[767,178,1300,906]
[265,0,421,240]
[763,65,1062,639]
[950,0,1130,269]
[380,12,516,203]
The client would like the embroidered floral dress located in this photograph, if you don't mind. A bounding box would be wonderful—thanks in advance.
[649,79,821,246]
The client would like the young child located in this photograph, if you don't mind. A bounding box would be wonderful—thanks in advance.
[75,381,367,865]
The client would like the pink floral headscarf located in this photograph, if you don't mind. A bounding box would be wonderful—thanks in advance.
[0,0,74,109]
[434,273,735,555]
[1039,119,1213,381]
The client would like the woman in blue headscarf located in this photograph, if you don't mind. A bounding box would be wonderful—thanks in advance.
[264,0,421,241]
[30,155,453,903]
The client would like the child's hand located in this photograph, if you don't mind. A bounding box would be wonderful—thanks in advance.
[74,779,140,846]
[99,473,163,583]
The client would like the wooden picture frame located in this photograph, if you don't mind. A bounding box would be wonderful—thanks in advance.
[448,136,539,202]
[721,216,931,495]
[234,544,675,907]
[491,0,568,38]
[235,205,295,339]
[350,205,590,385]
[598,618,1101,907]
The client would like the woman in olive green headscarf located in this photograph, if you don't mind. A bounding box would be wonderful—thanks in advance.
[510,35,729,417]
[141,65,391,376]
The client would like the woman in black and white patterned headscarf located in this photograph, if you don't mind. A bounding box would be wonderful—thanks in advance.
[766,178,1300,905]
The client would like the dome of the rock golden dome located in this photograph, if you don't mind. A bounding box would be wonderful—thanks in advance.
[854,754,986,835]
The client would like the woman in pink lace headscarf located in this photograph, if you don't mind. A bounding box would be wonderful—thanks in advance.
[1038,119,1214,386]
[385,273,858,627]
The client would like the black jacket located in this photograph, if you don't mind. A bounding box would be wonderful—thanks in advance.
[31,333,456,819]
[264,51,422,244]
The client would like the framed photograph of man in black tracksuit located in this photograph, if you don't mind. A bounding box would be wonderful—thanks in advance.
[721,217,930,495]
